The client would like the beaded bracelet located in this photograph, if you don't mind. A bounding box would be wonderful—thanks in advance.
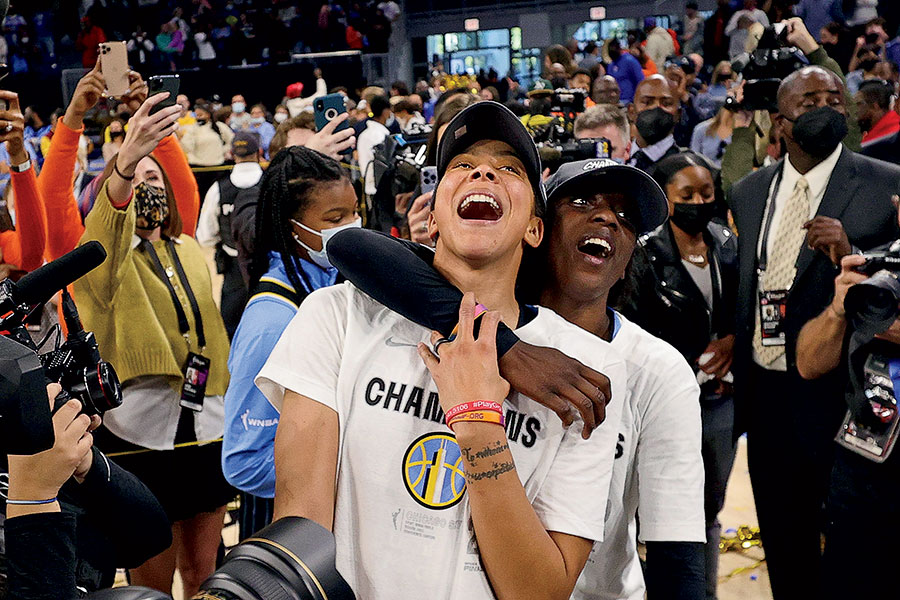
[444,400,503,425]
[6,497,58,505]
[448,410,505,431]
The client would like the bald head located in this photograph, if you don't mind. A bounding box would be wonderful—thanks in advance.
[593,75,620,105]
[776,66,845,117]
[632,75,677,113]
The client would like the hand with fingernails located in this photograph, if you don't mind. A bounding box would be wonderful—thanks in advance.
[0,91,28,163]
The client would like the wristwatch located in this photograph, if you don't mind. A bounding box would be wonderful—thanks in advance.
[10,159,31,173]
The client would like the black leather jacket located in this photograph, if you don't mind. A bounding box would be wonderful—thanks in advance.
[617,219,739,365]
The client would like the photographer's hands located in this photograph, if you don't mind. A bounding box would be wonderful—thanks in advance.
[6,385,95,518]
[783,17,819,56]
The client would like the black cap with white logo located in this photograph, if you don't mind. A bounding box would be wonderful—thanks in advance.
[437,101,547,212]
[543,159,668,235]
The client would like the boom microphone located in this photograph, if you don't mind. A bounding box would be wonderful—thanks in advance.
[15,241,107,307]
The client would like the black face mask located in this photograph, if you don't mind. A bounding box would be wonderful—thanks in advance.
[787,106,848,158]
[197,118,208,126]
[671,201,717,236]
[609,49,621,61]
[635,107,675,145]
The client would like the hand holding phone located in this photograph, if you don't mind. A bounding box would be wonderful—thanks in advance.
[420,166,437,195]
[147,75,180,115]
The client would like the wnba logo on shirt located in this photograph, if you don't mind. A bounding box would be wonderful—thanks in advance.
[402,432,467,510]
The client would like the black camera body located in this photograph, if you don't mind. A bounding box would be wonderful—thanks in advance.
[538,137,611,174]
[550,88,587,122]
[727,25,808,112]
[845,241,900,337]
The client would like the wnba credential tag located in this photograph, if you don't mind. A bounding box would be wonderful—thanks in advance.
[402,432,467,510]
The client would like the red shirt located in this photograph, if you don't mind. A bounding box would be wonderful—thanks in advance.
[862,110,900,145]
[76,26,107,67]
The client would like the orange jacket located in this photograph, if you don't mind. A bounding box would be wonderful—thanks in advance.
[0,168,47,271]
[39,118,201,261]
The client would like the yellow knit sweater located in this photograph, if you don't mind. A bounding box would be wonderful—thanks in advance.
[74,182,230,395]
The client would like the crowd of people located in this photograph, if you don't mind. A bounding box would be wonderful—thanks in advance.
[2,1,900,600]
[0,0,401,76]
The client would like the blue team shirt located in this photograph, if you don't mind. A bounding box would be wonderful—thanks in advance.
[222,253,338,498]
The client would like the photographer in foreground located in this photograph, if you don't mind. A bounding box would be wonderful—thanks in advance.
[796,243,900,600]
[4,384,171,598]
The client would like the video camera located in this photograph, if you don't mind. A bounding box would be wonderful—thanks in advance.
[0,242,122,455]
[86,517,356,600]
[844,241,900,338]
[538,137,612,175]
[368,126,434,232]
[725,24,808,113]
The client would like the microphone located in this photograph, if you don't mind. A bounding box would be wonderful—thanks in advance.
[15,241,107,307]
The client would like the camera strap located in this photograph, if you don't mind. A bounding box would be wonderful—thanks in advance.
[139,239,206,350]
[757,162,786,273]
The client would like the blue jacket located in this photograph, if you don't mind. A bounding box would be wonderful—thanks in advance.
[222,253,337,497]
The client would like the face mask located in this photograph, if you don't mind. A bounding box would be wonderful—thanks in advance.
[609,49,621,61]
[110,131,124,140]
[275,112,288,123]
[232,102,246,114]
[197,118,208,126]
[385,113,396,128]
[671,201,717,236]
[250,116,265,126]
[290,216,362,269]
[635,107,676,145]
[860,59,879,72]
[134,182,169,230]
[787,106,848,158]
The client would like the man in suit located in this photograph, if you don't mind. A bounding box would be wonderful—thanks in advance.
[627,75,683,173]
[729,65,900,599]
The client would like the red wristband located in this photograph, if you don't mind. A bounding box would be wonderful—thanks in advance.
[444,400,503,425]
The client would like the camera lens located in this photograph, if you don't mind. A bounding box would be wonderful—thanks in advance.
[70,361,123,416]
[845,271,900,337]
[324,108,338,120]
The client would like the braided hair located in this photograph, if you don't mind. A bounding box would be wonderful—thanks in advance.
[252,145,349,294]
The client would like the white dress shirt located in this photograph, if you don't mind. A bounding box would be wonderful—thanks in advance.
[357,119,391,196]
[196,161,264,255]
[753,144,843,370]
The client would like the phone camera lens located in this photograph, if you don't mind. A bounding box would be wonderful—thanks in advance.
[325,108,338,120]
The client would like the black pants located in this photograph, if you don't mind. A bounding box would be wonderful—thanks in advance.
[701,392,738,600]
[237,492,275,541]
[219,254,248,340]
[822,445,900,600]
[745,365,846,600]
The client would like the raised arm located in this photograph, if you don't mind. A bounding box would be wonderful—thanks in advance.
[0,91,46,271]
[39,64,107,260]
[328,227,612,437]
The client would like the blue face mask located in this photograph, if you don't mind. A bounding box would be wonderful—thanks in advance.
[291,216,362,269]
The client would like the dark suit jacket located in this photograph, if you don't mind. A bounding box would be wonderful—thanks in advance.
[728,147,900,413]
[861,132,900,166]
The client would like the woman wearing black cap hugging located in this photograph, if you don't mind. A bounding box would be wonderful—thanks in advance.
[325,154,709,599]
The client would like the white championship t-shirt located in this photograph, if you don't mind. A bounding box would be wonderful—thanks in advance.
[256,283,626,600]
[573,312,705,600]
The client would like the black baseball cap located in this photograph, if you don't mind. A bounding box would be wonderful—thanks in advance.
[436,101,547,212]
[543,159,668,235]
[232,131,260,157]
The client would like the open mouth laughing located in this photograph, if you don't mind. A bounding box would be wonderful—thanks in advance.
[457,192,504,221]
[577,231,615,264]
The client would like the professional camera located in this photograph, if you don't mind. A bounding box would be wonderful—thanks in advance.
[367,127,433,232]
[844,241,900,337]
[0,242,121,454]
[538,137,612,174]
[86,517,356,600]
[550,88,587,123]
[726,24,808,112]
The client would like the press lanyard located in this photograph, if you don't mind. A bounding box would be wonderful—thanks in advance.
[140,239,207,350]
[757,163,786,273]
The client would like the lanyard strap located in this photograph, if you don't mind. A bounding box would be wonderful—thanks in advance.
[140,239,207,350]
[757,163,786,273]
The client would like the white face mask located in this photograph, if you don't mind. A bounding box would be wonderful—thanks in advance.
[275,112,288,123]
[290,216,361,270]
[232,102,246,114]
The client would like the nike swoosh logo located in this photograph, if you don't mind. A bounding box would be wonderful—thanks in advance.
[385,337,418,348]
